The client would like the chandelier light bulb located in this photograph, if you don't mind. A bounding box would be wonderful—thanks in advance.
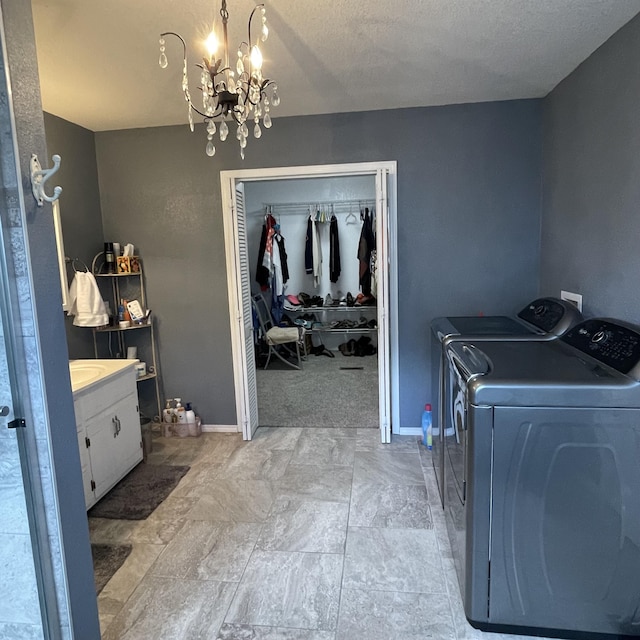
[205,30,219,59]
[250,45,263,70]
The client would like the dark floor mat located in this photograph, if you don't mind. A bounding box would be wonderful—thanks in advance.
[91,543,132,594]
[88,463,189,520]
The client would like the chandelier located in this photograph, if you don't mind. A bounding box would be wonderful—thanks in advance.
[159,0,280,159]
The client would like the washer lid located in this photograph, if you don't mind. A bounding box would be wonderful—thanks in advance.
[431,296,582,343]
[454,339,640,408]
[431,315,535,342]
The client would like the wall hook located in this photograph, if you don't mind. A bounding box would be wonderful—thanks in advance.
[30,153,62,207]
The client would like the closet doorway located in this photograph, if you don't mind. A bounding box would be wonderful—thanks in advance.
[221,162,397,443]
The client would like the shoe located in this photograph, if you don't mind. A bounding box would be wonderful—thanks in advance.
[339,340,356,356]
[346,292,355,307]
[284,299,301,312]
[324,294,333,307]
[355,295,376,307]
[354,336,372,357]
[357,316,368,328]
[367,319,377,329]
[309,295,323,307]
[298,292,311,307]
[294,317,314,329]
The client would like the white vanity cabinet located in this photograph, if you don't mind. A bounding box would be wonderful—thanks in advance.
[71,361,143,509]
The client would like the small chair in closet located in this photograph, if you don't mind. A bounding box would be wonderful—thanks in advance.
[252,294,305,370]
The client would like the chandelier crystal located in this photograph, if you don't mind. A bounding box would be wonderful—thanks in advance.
[159,0,279,159]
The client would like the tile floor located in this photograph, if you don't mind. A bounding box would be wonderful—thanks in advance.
[90,428,540,639]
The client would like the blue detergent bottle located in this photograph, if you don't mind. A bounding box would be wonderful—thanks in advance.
[421,403,433,449]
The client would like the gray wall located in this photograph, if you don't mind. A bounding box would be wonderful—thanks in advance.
[43,112,104,359]
[541,13,640,320]
[96,100,542,428]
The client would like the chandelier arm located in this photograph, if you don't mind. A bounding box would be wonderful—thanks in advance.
[247,5,264,49]
[187,103,211,120]
[160,31,187,58]
[245,5,264,89]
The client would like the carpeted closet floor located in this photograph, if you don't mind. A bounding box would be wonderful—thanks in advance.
[256,351,379,428]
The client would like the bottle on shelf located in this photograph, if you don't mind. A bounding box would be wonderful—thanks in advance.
[175,398,186,423]
[104,242,115,274]
[185,402,196,425]
[122,299,132,324]
[162,399,174,423]
[421,403,432,449]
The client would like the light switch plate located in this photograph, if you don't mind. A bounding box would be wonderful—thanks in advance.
[561,290,583,312]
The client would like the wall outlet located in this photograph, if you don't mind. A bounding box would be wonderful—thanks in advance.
[561,290,583,312]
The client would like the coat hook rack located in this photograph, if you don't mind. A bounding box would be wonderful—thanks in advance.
[30,153,62,207]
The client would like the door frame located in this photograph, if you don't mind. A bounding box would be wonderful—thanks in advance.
[221,161,399,441]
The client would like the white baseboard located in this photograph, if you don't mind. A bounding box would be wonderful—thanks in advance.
[396,426,421,436]
[201,424,240,433]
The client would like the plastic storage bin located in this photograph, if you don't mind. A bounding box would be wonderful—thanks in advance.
[162,417,201,438]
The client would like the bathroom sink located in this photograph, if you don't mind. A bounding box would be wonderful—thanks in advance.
[69,359,138,393]
[69,363,106,388]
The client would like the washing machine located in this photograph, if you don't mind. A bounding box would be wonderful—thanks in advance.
[444,318,640,638]
[430,297,583,506]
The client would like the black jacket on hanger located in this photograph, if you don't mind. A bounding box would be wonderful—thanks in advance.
[304,216,313,274]
[358,209,375,296]
[274,234,289,284]
[256,214,277,290]
[329,215,341,283]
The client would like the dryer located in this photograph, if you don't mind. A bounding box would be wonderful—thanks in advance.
[430,297,583,506]
[444,318,640,638]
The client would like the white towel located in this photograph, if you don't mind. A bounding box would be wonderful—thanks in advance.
[68,272,109,327]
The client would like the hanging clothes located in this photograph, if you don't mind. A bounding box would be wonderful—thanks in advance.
[357,208,375,296]
[270,232,289,324]
[312,216,322,288]
[369,248,377,296]
[256,213,277,290]
[329,214,341,283]
[274,233,289,285]
[304,216,313,274]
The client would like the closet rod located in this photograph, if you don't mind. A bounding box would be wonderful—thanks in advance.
[262,198,376,216]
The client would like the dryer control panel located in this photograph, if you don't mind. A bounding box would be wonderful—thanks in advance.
[517,297,582,336]
[562,318,640,375]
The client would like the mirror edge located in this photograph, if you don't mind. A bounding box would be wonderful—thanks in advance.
[52,199,69,312]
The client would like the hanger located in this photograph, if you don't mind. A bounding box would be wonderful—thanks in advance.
[346,203,358,225]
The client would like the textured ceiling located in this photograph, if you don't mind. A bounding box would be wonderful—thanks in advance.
[32,0,640,132]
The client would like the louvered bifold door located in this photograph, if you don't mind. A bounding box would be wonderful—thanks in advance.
[233,183,259,438]
[375,168,391,443]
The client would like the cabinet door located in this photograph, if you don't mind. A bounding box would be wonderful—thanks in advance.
[76,427,95,508]
[109,391,143,482]
[87,392,142,502]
